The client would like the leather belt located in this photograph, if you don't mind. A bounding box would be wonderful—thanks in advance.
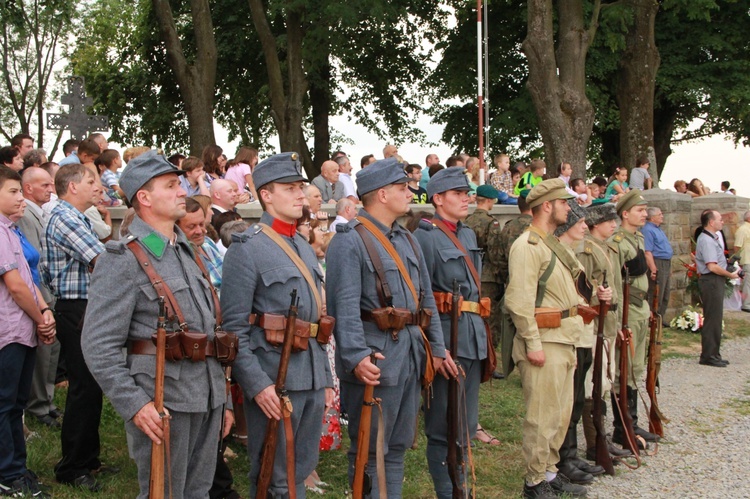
[127,338,217,357]
[360,309,420,325]
[460,300,482,315]
[248,313,319,338]
[560,306,579,319]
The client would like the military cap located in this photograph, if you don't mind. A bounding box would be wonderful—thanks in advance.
[616,189,647,216]
[525,178,574,209]
[119,150,185,202]
[476,184,499,200]
[252,152,308,189]
[585,203,618,228]
[554,199,587,237]
[426,166,472,199]
[355,157,409,196]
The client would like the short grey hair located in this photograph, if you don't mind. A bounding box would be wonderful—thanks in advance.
[646,207,662,220]
[23,148,47,168]
[335,197,354,215]
[744,210,750,222]
[220,220,250,248]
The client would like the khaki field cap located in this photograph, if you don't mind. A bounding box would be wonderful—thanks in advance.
[616,189,647,216]
[526,178,574,209]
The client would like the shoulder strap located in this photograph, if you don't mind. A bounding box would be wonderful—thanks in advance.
[355,216,419,306]
[192,247,223,326]
[257,223,323,318]
[126,240,188,329]
[353,224,392,307]
[431,218,482,294]
[535,252,557,308]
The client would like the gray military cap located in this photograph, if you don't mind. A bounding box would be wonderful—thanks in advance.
[554,199,587,237]
[355,157,409,196]
[119,150,185,202]
[252,152,308,189]
[426,166,472,199]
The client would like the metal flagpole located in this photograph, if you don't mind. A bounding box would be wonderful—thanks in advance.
[477,0,486,185]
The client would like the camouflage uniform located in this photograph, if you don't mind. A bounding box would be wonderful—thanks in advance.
[464,208,502,348]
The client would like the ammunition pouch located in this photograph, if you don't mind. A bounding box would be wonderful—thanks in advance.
[433,291,490,319]
[624,248,648,278]
[316,316,335,345]
[534,306,580,329]
[628,286,648,308]
[180,331,208,362]
[214,330,239,364]
[361,307,419,335]
[129,329,239,364]
[577,305,598,325]
[418,307,433,330]
[162,332,184,362]
[250,312,330,352]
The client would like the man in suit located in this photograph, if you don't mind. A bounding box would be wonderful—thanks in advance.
[310,160,345,204]
[17,167,61,428]
[221,153,333,497]
[209,179,238,215]
[82,151,229,497]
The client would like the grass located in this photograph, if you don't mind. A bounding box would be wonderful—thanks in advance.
[25,312,750,498]
[26,372,526,498]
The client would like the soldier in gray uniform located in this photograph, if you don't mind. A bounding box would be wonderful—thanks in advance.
[221,152,333,498]
[326,157,445,498]
[82,151,230,498]
[414,167,489,498]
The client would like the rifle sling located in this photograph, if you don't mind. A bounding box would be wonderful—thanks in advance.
[431,219,482,294]
[257,223,323,319]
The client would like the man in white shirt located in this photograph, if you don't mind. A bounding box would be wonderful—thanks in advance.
[328,198,356,232]
[334,154,358,202]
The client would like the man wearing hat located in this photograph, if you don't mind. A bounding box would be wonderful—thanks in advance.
[326,157,445,497]
[505,179,610,499]
[464,184,504,379]
[221,152,332,497]
[413,166,489,497]
[576,204,632,462]
[553,201,607,484]
[610,189,660,447]
[82,150,230,496]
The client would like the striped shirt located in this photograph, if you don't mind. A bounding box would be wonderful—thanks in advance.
[42,200,104,299]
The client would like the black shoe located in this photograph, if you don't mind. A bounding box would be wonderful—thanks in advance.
[60,474,101,492]
[634,425,660,443]
[48,408,64,419]
[33,414,61,429]
[3,473,51,498]
[741,308,750,313]
[713,356,729,365]
[570,457,605,476]
[557,461,593,485]
[608,441,633,457]
[699,358,726,368]
[492,370,506,380]
[523,479,557,499]
[548,474,588,497]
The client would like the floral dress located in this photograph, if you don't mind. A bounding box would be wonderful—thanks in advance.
[319,260,341,451]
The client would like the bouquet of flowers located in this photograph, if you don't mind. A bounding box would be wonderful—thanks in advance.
[670,306,704,333]
[682,257,699,297]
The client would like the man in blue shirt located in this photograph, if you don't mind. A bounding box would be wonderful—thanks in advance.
[695,210,738,367]
[642,207,674,321]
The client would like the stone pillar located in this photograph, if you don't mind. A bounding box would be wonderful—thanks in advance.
[691,194,750,251]
[642,189,692,321]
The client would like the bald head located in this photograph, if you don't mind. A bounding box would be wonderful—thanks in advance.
[321,160,340,183]
[21,167,55,205]
[383,144,398,158]
[209,179,238,211]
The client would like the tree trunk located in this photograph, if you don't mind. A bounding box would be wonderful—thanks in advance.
[247,0,315,175]
[522,0,601,179]
[152,0,217,155]
[617,0,660,185]
[310,62,331,174]
[653,102,677,179]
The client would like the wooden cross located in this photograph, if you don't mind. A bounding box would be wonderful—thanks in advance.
[47,76,109,141]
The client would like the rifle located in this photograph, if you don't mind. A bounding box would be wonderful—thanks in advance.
[646,271,669,437]
[447,280,464,499]
[591,271,615,475]
[256,290,298,499]
[352,353,382,499]
[615,269,640,457]
[149,297,170,499]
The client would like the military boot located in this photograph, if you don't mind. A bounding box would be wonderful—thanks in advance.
[628,386,660,442]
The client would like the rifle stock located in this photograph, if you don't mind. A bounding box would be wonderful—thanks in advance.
[149,297,168,499]
[646,271,668,437]
[353,353,378,499]
[591,271,615,475]
[256,290,299,499]
[447,280,464,499]
[616,270,640,456]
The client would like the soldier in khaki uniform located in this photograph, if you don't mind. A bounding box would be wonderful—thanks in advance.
[610,190,659,447]
[489,191,532,377]
[506,179,611,499]
[464,184,504,380]
[575,204,632,460]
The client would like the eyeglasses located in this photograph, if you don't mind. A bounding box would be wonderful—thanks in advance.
[299,222,311,227]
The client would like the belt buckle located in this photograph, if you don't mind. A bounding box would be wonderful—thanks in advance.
[569,306,578,317]
[310,323,318,337]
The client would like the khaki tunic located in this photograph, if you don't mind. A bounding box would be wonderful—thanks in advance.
[610,228,649,387]
[506,225,581,484]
